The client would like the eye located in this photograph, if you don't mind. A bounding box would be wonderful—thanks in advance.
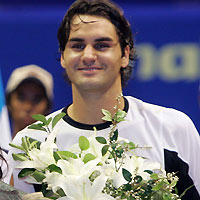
[31,95,44,104]
[94,43,110,51]
[17,93,26,102]
[71,43,85,51]
[17,93,44,104]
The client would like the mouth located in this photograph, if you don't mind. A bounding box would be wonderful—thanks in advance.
[78,67,102,71]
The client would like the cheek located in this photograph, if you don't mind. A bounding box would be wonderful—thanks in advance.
[63,50,80,66]
[101,52,123,70]
[104,48,122,61]
[9,102,23,120]
[34,100,48,113]
[9,98,23,112]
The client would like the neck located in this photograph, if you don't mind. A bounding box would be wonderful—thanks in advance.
[68,87,124,125]
[12,123,26,139]
[12,125,21,139]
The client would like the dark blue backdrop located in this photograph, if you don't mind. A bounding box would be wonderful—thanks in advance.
[0,2,200,133]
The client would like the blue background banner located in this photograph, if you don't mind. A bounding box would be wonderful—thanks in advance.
[0,1,200,133]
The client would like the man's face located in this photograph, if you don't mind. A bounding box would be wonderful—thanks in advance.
[61,15,129,93]
[9,82,48,129]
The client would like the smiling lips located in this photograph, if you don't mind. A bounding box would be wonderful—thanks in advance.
[78,67,103,71]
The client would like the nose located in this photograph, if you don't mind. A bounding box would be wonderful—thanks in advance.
[81,45,97,66]
[23,100,34,112]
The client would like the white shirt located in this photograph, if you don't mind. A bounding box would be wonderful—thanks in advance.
[8,96,200,198]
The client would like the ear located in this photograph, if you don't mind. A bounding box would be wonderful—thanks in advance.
[121,45,130,68]
[60,55,66,69]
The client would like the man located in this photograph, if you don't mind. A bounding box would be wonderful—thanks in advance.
[6,65,54,138]
[9,0,200,199]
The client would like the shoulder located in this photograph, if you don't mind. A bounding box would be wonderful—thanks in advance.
[125,96,192,125]
[125,96,200,147]
[9,108,65,150]
[45,108,65,119]
[125,96,199,141]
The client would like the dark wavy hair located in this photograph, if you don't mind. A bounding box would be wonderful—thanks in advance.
[57,0,136,87]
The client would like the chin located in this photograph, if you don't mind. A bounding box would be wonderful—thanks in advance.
[77,80,107,91]
[23,119,35,127]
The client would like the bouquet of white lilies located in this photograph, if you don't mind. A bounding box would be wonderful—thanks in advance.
[10,100,182,200]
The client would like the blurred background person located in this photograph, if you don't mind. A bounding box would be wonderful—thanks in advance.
[5,65,54,139]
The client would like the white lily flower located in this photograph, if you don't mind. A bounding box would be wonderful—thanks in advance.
[113,155,164,188]
[57,174,114,200]
[15,129,58,169]
[43,158,101,194]
[100,159,116,178]
[124,156,163,180]
[57,157,100,177]
[43,171,67,193]
[86,134,110,163]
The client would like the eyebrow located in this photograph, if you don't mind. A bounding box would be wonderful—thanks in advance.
[95,37,113,42]
[68,37,113,43]
[68,38,84,42]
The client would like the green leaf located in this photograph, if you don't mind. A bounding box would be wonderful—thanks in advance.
[116,147,124,158]
[47,164,62,174]
[110,129,118,141]
[42,184,58,200]
[32,114,47,124]
[180,184,194,198]
[28,124,47,132]
[122,168,132,182]
[18,168,35,178]
[152,180,165,191]
[124,183,132,191]
[129,142,136,150]
[83,153,96,164]
[114,109,127,122]
[12,153,27,161]
[29,140,39,150]
[96,136,107,144]
[127,196,135,200]
[56,188,66,197]
[79,136,90,151]
[111,143,117,150]
[134,175,143,183]
[101,109,112,122]
[150,173,159,180]
[29,137,41,149]
[9,143,25,151]
[54,151,77,161]
[144,170,153,174]
[102,145,109,156]
[46,117,52,126]
[52,112,66,129]
[43,187,59,200]
[163,194,172,200]
[32,170,46,182]
[21,137,29,152]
